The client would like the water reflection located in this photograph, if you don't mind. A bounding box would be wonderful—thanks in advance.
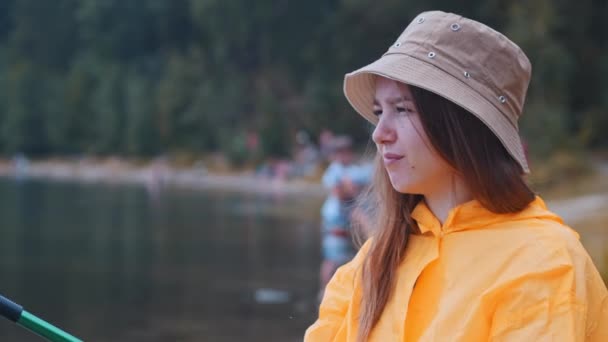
[0,179,321,341]
[1,179,605,341]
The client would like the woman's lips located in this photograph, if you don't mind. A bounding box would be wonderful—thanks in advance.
[383,153,404,166]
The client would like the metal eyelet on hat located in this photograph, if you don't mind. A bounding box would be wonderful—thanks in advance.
[463,71,471,78]
[428,52,436,58]
[417,17,425,24]
[394,42,402,47]
[498,95,507,103]
[450,23,461,31]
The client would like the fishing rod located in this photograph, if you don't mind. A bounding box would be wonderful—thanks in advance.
[0,293,82,342]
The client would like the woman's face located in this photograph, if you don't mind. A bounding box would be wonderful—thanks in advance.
[372,77,454,195]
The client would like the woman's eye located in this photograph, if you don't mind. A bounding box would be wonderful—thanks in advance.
[397,107,415,114]
[373,109,382,117]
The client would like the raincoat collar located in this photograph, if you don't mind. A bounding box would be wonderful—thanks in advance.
[411,196,564,237]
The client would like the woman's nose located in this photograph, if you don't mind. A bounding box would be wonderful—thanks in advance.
[372,117,395,145]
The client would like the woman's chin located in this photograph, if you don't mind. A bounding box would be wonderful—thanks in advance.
[389,175,427,195]
[389,178,416,194]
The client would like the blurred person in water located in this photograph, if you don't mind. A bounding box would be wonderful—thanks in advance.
[319,136,372,299]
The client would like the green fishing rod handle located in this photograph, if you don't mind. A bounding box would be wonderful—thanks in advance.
[18,311,83,342]
[1,294,82,342]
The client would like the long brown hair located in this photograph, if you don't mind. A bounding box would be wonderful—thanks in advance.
[355,83,535,341]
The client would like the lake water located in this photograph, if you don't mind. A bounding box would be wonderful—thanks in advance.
[0,179,322,341]
[0,178,605,341]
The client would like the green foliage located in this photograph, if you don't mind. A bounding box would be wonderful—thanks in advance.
[2,62,51,155]
[0,0,606,159]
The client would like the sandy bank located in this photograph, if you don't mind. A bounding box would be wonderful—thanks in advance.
[0,158,326,198]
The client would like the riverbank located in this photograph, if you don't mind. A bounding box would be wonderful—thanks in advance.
[0,158,326,198]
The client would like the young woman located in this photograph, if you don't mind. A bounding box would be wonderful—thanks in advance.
[305,11,607,341]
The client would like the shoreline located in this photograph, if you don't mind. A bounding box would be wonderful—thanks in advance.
[1,158,607,223]
[0,158,326,198]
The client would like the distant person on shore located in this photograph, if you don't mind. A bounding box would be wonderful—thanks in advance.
[11,153,29,181]
[293,130,321,178]
[145,157,169,206]
[318,129,335,162]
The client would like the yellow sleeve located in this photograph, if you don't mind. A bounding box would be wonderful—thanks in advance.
[490,260,608,341]
[304,240,371,341]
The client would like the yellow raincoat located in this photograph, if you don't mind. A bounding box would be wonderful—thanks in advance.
[305,197,608,341]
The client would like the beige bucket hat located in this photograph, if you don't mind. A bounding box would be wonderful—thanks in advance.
[344,10,532,173]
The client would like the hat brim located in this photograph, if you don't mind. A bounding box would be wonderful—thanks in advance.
[343,53,529,173]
